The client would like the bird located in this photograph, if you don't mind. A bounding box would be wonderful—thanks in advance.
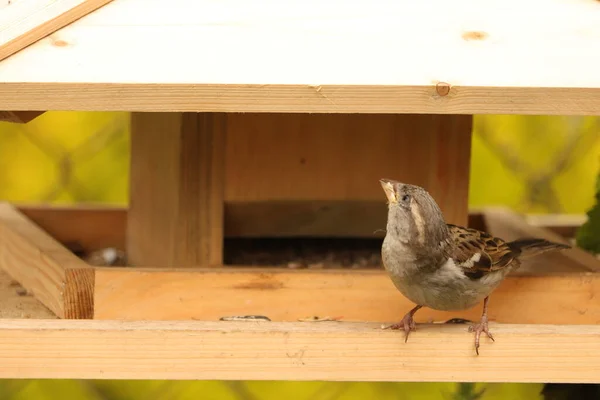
[379,178,571,354]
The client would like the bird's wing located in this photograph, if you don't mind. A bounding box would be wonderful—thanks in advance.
[445,224,518,280]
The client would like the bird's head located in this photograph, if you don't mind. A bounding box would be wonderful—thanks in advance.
[379,178,448,246]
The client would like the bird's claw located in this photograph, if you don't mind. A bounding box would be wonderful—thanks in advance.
[382,313,417,342]
[469,317,494,355]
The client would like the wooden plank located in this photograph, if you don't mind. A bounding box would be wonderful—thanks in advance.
[0,110,44,122]
[1,319,600,382]
[483,207,600,273]
[0,203,94,318]
[0,0,114,61]
[127,112,226,267]
[94,268,600,324]
[1,0,599,115]
[225,113,472,227]
[18,205,126,253]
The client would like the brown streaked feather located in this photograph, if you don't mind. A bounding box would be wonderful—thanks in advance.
[445,224,518,280]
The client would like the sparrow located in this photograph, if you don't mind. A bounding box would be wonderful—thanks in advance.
[379,178,570,354]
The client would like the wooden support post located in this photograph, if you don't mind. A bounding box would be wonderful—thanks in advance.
[127,112,226,267]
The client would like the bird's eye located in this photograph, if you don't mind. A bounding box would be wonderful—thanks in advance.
[401,194,411,202]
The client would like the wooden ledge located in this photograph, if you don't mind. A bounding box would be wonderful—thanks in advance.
[93,268,600,324]
[1,319,600,382]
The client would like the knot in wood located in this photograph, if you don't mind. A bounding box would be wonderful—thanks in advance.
[435,82,451,97]
[51,39,69,47]
[462,31,488,41]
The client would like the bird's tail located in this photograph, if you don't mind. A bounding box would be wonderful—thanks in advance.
[508,238,571,259]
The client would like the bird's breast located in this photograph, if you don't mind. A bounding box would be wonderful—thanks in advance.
[382,252,503,311]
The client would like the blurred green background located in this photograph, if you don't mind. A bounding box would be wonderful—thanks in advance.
[0,113,599,400]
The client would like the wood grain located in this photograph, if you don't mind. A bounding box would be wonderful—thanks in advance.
[0,269,56,319]
[1,319,600,382]
[225,113,472,227]
[94,268,600,324]
[127,112,226,267]
[0,203,94,318]
[0,0,599,114]
[0,0,114,61]
[18,204,125,253]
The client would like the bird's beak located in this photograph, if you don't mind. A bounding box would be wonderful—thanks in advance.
[379,178,397,203]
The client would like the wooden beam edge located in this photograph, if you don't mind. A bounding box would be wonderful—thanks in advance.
[1,319,600,382]
[0,84,599,116]
[0,203,94,319]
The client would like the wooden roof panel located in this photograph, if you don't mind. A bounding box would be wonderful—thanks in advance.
[0,0,599,114]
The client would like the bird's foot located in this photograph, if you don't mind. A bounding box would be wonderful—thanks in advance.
[468,316,494,355]
[382,312,417,342]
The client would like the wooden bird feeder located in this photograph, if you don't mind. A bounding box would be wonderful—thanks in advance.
[1,0,600,383]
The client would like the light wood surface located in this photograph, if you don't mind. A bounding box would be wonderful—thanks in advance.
[0,0,113,61]
[1,319,600,382]
[0,0,598,114]
[0,270,56,319]
[128,112,226,267]
[94,268,600,324]
[0,203,94,318]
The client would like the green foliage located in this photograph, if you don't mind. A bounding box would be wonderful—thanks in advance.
[0,380,103,400]
[469,115,600,214]
[0,381,548,400]
[451,383,485,400]
[0,111,130,205]
[576,170,600,254]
